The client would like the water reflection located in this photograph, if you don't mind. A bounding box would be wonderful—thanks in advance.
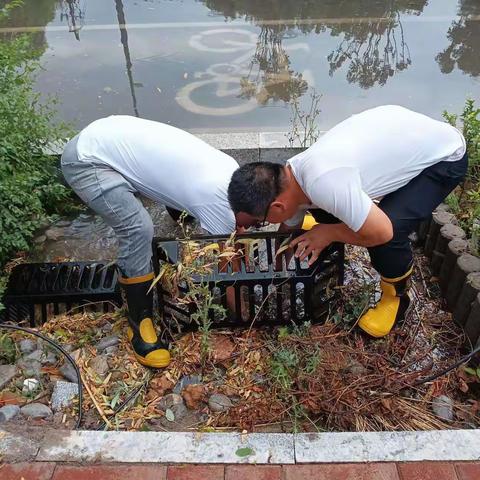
[59,0,85,41]
[201,0,428,88]
[1,0,478,129]
[114,0,139,116]
[436,0,480,77]
[239,25,308,104]
[0,0,55,51]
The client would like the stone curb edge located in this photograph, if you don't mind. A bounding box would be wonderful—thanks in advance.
[2,429,480,464]
[45,131,327,155]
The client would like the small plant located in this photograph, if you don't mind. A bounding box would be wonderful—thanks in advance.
[267,329,322,431]
[152,212,234,366]
[270,347,299,390]
[0,332,17,364]
[286,88,322,148]
[442,99,480,238]
[332,281,374,329]
[0,1,75,309]
[444,192,461,214]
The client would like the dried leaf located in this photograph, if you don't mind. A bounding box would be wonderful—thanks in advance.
[211,335,235,363]
[182,384,206,409]
[147,263,172,294]
[150,374,174,396]
[202,243,220,253]
[218,251,237,259]
[275,243,291,258]
[459,378,469,393]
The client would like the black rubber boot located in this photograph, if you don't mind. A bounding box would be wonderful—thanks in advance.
[119,273,171,368]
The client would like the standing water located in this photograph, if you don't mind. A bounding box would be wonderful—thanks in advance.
[1,0,479,261]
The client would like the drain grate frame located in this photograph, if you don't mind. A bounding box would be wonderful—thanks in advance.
[153,232,345,333]
[0,261,122,326]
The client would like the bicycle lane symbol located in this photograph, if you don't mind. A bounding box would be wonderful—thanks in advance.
[175,28,311,117]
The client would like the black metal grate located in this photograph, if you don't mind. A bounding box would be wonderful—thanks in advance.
[1,262,122,326]
[153,232,344,333]
[1,235,344,331]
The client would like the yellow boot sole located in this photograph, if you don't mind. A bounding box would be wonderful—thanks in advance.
[132,349,171,369]
[127,325,171,368]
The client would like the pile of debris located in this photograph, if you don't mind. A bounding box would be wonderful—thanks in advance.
[1,246,479,432]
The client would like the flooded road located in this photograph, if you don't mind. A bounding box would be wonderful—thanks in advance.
[2,0,479,262]
[1,0,479,132]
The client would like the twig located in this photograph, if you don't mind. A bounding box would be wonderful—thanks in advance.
[79,365,112,428]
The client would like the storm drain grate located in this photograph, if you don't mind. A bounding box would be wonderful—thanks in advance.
[0,261,121,326]
[154,232,345,334]
[1,235,344,330]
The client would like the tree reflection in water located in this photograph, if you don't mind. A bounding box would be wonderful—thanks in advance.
[239,25,308,105]
[59,0,86,41]
[200,0,428,90]
[436,0,480,77]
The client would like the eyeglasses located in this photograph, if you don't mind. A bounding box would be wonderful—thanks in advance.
[254,202,271,228]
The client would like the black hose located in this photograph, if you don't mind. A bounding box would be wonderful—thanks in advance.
[0,323,83,429]
[412,343,480,387]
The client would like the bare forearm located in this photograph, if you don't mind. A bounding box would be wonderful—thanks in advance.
[319,222,389,247]
[290,206,393,264]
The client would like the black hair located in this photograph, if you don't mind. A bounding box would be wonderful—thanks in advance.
[228,162,285,216]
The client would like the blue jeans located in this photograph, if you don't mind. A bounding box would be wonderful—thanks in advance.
[61,135,154,278]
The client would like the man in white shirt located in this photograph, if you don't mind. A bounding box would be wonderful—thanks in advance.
[61,116,239,368]
[228,105,467,337]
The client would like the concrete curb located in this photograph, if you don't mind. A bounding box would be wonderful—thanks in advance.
[46,130,322,155]
[2,428,480,464]
[295,430,480,463]
[36,431,294,464]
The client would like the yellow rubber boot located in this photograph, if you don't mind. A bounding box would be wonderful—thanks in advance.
[119,273,171,368]
[358,268,412,338]
[301,213,317,231]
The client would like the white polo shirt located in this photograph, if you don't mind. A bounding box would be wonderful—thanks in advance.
[76,116,238,234]
[286,105,466,232]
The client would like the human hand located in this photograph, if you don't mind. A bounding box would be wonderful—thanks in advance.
[289,225,332,266]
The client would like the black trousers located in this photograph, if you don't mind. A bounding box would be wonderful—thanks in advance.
[310,153,468,278]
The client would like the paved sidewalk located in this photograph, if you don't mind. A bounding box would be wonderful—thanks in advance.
[2,462,480,479]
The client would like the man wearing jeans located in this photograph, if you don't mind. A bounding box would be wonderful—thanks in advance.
[61,116,238,368]
[228,105,467,337]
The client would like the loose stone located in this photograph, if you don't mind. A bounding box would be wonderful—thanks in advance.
[55,220,71,227]
[19,339,36,354]
[45,227,65,241]
[94,335,120,352]
[0,405,21,423]
[208,393,233,412]
[51,381,79,411]
[89,355,109,377]
[33,235,47,244]
[20,359,42,379]
[432,395,454,422]
[0,365,17,389]
[20,403,53,419]
[158,393,184,411]
[59,362,78,383]
[104,346,118,355]
[42,352,57,365]
[22,378,40,395]
[23,350,44,363]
